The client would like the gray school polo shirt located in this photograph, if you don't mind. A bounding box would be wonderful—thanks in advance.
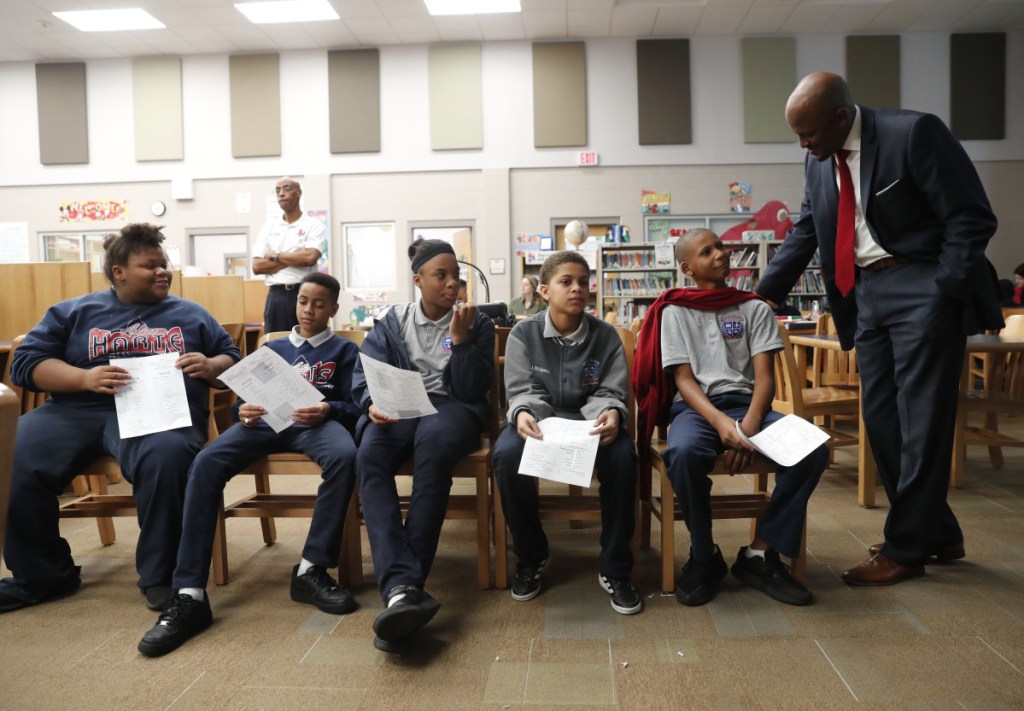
[660,299,782,401]
[394,301,454,396]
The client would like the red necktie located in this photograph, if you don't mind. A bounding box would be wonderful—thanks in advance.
[835,149,856,296]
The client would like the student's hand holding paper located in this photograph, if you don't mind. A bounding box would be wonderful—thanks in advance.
[293,402,330,427]
[590,408,620,447]
[239,403,266,428]
[515,410,543,441]
[175,351,218,380]
[83,364,131,395]
[368,403,398,427]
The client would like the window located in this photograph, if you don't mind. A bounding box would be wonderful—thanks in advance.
[343,222,396,291]
[40,232,109,270]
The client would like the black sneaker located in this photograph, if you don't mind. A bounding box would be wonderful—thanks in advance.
[598,574,642,615]
[291,564,357,615]
[144,585,173,612]
[510,558,548,602]
[372,585,440,646]
[137,592,213,657]
[675,546,728,606]
[731,547,813,606]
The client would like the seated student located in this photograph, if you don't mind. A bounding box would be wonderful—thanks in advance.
[492,250,642,615]
[509,275,545,318]
[353,239,494,652]
[1014,263,1024,305]
[635,228,827,607]
[1,224,240,614]
[137,271,360,657]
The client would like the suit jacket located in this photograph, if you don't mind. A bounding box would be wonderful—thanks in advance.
[757,106,1003,349]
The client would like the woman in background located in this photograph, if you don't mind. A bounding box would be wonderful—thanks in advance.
[509,275,544,318]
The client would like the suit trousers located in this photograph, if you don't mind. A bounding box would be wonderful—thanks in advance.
[855,261,965,565]
[356,396,481,599]
[263,285,300,334]
[492,424,637,578]
[172,419,357,589]
[5,401,204,594]
[661,395,827,562]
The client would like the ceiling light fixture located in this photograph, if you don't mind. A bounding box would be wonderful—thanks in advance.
[424,0,522,16]
[235,0,340,24]
[52,8,165,32]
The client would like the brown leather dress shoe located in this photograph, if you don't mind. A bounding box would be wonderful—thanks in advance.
[867,541,965,562]
[842,553,925,586]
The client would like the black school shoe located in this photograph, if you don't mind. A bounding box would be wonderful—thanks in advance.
[675,546,728,606]
[137,592,213,657]
[372,586,441,652]
[290,564,357,615]
[731,547,813,606]
[0,567,82,614]
[598,574,642,615]
[510,557,549,602]
[144,585,174,612]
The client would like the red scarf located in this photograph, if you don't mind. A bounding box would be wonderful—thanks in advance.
[632,287,764,446]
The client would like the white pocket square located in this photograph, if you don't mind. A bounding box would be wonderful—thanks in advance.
[875,179,900,196]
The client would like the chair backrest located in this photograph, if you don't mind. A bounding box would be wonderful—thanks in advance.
[257,331,292,348]
[1001,314,1024,339]
[334,329,367,347]
[220,322,246,356]
[772,325,806,414]
[628,317,643,336]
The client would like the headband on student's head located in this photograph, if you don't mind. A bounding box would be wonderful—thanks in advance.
[409,239,456,273]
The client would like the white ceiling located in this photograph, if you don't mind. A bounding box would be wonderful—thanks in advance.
[1,0,1022,62]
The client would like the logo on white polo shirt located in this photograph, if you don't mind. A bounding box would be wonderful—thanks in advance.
[718,312,745,340]
[440,332,453,353]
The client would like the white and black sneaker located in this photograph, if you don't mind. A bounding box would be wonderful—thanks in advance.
[510,558,549,601]
[598,574,642,615]
[138,592,213,657]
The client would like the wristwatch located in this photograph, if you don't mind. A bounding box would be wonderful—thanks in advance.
[271,251,280,262]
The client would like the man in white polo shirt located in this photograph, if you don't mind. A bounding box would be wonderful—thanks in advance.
[252,177,326,333]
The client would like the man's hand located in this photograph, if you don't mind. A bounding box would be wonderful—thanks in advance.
[82,365,131,395]
[368,403,397,427]
[515,410,543,441]
[589,409,620,447]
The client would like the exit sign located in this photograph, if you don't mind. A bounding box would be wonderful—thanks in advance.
[577,151,599,166]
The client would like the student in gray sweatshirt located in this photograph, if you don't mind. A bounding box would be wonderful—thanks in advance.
[493,250,641,615]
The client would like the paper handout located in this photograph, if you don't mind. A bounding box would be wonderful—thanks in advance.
[219,346,324,432]
[735,414,829,467]
[111,352,192,439]
[358,353,438,419]
[518,417,601,488]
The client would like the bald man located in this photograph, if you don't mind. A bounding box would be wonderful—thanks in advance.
[757,72,1003,586]
[252,178,325,333]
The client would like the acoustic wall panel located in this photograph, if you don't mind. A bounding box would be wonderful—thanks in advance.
[36,63,89,165]
[133,56,183,161]
[533,42,587,148]
[636,39,691,145]
[229,54,281,158]
[328,49,380,154]
[951,33,1005,141]
[429,44,483,151]
[846,36,900,109]
[741,37,795,144]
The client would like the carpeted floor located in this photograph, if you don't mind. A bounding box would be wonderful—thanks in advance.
[2,420,1023,710]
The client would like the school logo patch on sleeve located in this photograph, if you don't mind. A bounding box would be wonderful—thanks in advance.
[581,358,601,385]
[718,312,746,340]
[440,332,453,353]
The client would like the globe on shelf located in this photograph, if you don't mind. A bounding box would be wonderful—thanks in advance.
[564,219,589,247]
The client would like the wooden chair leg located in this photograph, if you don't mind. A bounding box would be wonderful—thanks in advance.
[638,449,652,550]
[568,484,585,528]
[659,469,676,594]
[71,476,89,496]
[492,477,508,589]
[212,494,229,585]
[90,474,116,546]
[985,413,1004,469]
[476,470,490,589]
[254,473,277,544]
[337,492,362,588]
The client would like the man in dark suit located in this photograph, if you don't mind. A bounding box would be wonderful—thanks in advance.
[757,72,1003,586]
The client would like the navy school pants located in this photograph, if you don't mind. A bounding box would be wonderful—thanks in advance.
[356,396,481,600]
[5,400,205,594]
[492,424,637,579]
[661,394,827,562]
[172,418,357,589]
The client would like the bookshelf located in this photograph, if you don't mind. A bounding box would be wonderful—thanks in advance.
[597,243,676,325]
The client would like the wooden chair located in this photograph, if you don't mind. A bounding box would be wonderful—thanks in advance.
[212,330,361,586]
[951,320,1024,487]
[4,335,129,545]
[215,327,503,590]
[493,326,641,589]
